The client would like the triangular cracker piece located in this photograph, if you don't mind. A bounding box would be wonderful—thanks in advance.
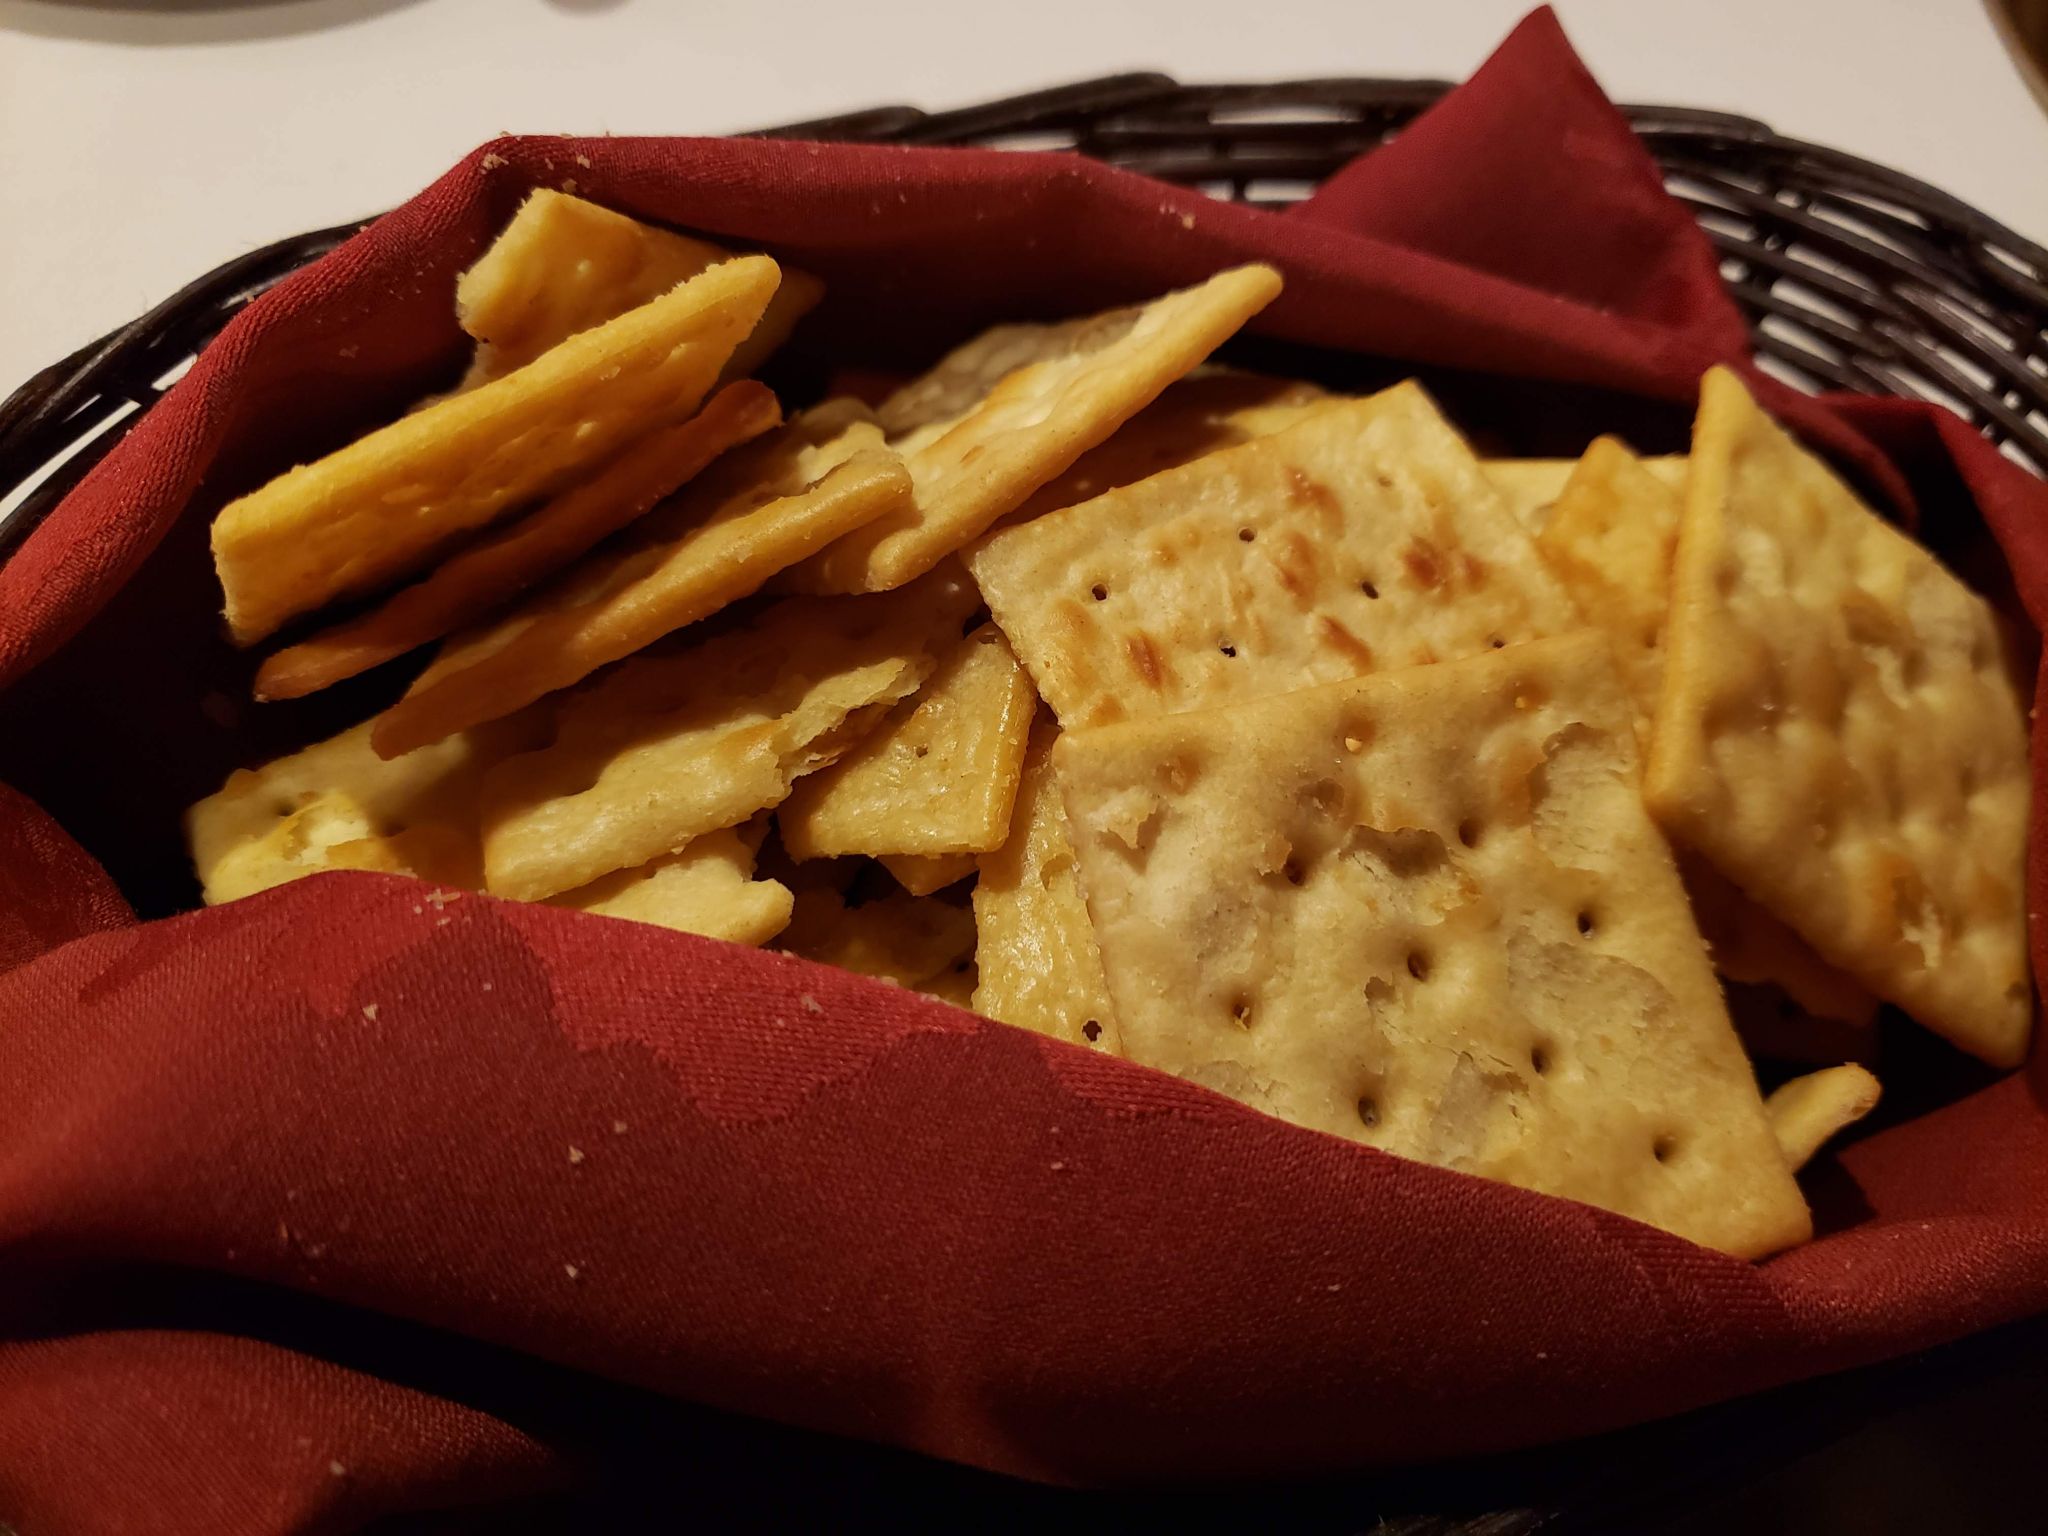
[971,720,1121,1054]
[213,256,780,645]
[779,623,1037,860]
[254,381,782,701]
[1485,453,1685,534]
[971,382,1580,729]
[1536,437,1879,1030]
[185,715,546,904]
[1057,633,1811,1258]
[1766,1064,1882,1171]
[879,852,978,896]
[480,566,978,900]
[1482,459,1578,534]
[456,189,823,388]
[788,264,1282,593]
[1647,368,2032,1067]
[551,817,792,945]
[1535,438,1687,721]
[371,401,912,759]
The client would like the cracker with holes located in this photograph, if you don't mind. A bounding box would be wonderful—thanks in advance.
[213,257,781,645]
[255,381,782,701]
[971,382,1580,729]
[480,566,978,901]
[552,817,792,945]
[779,623,1038,860]
[1647,368,2033,1067]
[185,714,547,904]
[1534,437,1879,1030]
[972,720,1122,1053]
[373,400,911,758]
[456,189,823,389]
[1766,1064,1882,1171]
[778,884,976,995]
[1056,633,1810,1258]
[787,263,1283,593]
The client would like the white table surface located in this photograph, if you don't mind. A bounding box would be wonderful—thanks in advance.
[2,0,2045,394]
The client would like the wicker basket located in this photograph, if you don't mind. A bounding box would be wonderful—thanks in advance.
[3,70,2045,569]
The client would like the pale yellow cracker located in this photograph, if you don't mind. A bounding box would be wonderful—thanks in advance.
[480,566,979,901]
[213,256,779,645]
[1057,634,1811,1258]
[1535,438,1877,1028]
[456,189,823,387]
[971,382,1579,730]
[551,817,792,946]
[1486,452,1685,534]
[972,721,1122,1054]
[880,852,978,896]
[779,623,1037,860]
[372,400,911,758]
[1766,1064,1882,1171]
[1002,370,1336,525]
[777,884,975,989]
[789,264,1283,594]
[1646,367,2032,1067]
[1535,438,1687,722]
[875,311,1151,437]
[185,715,545,904]
[254,382,782,701]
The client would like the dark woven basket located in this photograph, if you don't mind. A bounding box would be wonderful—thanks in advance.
[4,70,2046,568]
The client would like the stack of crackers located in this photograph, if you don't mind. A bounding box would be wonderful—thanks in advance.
[188,191,2033,1259]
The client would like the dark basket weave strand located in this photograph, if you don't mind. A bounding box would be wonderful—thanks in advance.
[3,72,2046,567]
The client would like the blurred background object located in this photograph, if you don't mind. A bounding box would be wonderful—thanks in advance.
[1990,0,2048,110]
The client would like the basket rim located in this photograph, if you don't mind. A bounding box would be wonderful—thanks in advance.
[3,70,2044,568]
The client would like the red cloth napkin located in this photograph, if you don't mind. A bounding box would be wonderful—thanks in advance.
[5,9,2047,1530]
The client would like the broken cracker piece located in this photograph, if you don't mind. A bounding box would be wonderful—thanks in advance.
[971,719,1121,1054]
[779,622,1037,860]
[480,565,978,901]
[1766,1064,1882,1170]
[185,714,546,904]
[880,852,978,896]
[552,817,792,945]
[1486,452,1685,535]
